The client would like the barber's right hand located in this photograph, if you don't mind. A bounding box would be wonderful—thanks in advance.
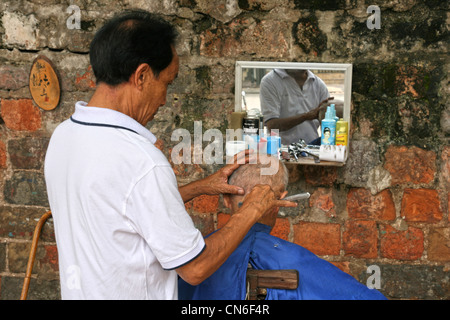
[241,184,297,221]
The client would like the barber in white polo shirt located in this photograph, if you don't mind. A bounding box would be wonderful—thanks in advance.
[44,10,296,300]
[260,69,334,145]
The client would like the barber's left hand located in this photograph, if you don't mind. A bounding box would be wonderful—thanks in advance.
[201,149,254,195]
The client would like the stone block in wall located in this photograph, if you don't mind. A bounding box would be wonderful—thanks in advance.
[428,228,450,262]
[401,188,442,223]
[380,225,424,260]
[0,65,29,90]
[384,145,436,185]
[1,12,39,50]
[4,171,49,207]
[0,99,42,132]
[196,0,241,23]
[8,137,49,170]
[309,187,335,218]
[340,139,381,187]
[0,206,53,241]
[360,264,450,300]
[217,212,230,229]
[441,106,450,135]
[0,140,6,169]
[199,17,290,58]
[0,243,5,272]
[270,218,290,241]
[347,188,396,221]
[293,0,351,10]
[441,146,450,189]
[304,166,337,186]
[190,194,219,213]
[292,15,327,56]
[0,276,60,300]
[190,213,215,237]
[6,242,57,275]
[293,222,341,256]
[343,220,378,259]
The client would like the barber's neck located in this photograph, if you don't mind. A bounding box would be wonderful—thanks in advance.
[87,82,139,120]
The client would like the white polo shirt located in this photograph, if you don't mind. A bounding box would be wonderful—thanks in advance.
[44,101,205,300]
[260,69,330,145]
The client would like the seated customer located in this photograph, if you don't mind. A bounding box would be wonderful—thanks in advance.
[178,155,386,300]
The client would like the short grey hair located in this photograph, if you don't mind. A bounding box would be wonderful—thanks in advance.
[228,156,288,195]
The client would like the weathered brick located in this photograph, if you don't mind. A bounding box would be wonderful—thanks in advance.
[304,166,337,186]
[24,278,61,300]
[309,187,335,217]
[441,146,450,189]
[38,245,59,273]
[196,0,241,23]
[0,206,53,241]
[200,18,290,58]
[359,264,450,300]
[0,65,28,90]
[8,137,49,170]
[74,65,96,91]
[0,99,42,132]
[347,188,396,221]
[7,242,58,277]
[293,222,341,256]
[0,276,60,300]
[341,139,381,187]
[217,212,230,229]
[401,188,442,223]
[428,228,450,262]
[380,225,424,260]
[283,163,301,184]
[384,145,436,185]
[191,194,219,213]
[0,243,6,272]
[343,220,378,258]
[396,65,426,98]
[168,146,205,181]
[7,242,30,273]
[0,140,7,169]
[4,171,48,206]
[190,213,215,237]
[270,218,290,241]
[2,12,39,50]
[293,15,327,56]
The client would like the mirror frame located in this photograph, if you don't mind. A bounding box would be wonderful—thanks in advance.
[235,60,353,133]
[234,61,353,166]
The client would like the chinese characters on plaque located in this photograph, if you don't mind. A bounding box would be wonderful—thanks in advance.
[29,56,60,111]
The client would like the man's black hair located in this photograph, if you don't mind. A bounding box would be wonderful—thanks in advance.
[89,10,178,86]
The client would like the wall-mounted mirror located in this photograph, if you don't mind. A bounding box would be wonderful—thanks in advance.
[234,61,353,166]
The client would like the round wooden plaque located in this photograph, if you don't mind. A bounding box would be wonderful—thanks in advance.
[29,56,61,111]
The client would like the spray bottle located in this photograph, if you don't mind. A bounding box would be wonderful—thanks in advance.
[321,106,336,145]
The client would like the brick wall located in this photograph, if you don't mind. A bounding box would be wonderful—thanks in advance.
[0,0,448,300]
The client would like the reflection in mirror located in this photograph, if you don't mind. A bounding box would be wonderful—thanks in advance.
[233,61,352,166]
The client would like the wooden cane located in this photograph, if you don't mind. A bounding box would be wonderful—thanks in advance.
[20,211,52,300]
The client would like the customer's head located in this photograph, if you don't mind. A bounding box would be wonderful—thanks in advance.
[223,155,289,228]
[90,9,178,86]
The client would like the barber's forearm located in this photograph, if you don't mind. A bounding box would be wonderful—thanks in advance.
[267,110,316,132]
[176,206,261,286]
[179,180,206,203]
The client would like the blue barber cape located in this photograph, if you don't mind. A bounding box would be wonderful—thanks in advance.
[178,223,386,300]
